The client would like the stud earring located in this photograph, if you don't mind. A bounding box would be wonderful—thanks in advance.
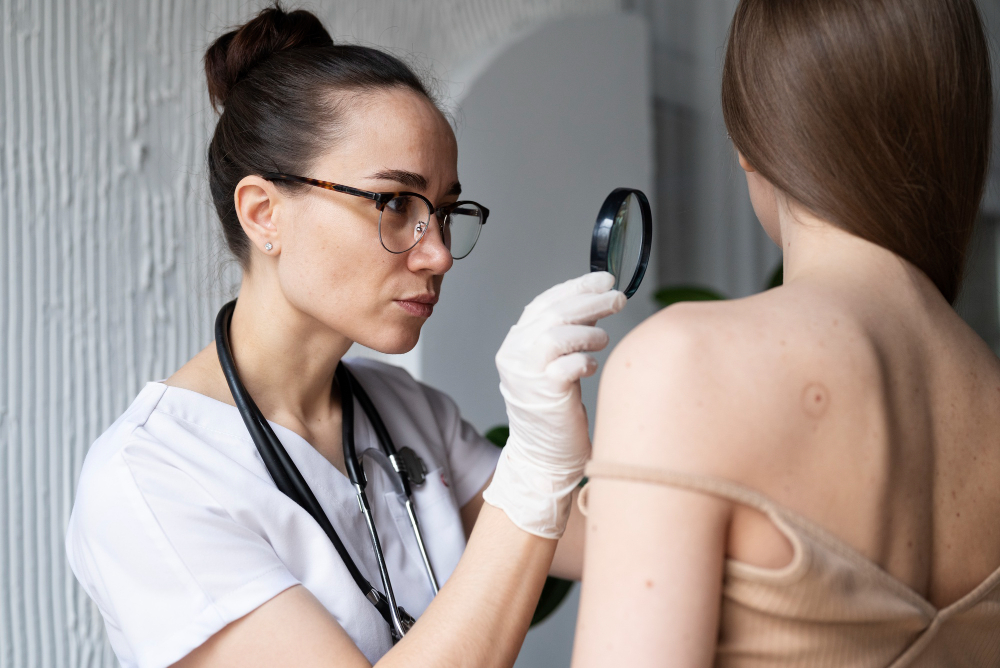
[264,242,273,251]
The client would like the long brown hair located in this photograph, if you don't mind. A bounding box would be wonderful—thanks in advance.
[722,0,993,303]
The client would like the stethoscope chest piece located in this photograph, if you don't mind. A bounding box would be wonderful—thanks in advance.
[392,447,428,485]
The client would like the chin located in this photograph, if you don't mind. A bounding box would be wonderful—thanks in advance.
[361,323,423,356]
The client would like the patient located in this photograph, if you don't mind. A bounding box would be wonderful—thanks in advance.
[574,0,998,666]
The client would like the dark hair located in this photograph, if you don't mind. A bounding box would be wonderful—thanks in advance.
[722,0,993,303]
[205,4,433,266]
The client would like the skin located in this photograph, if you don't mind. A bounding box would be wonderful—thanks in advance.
[573,153,1000,667]
[166,87,586,668]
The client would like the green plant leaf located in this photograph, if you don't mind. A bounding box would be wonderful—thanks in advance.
[484,423,574,626]
[484,425,509,448]
[653,285,726,309]
[531,577,575,626]
[766,264,784,289]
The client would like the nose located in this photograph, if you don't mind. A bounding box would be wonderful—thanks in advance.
[407,212,453,275]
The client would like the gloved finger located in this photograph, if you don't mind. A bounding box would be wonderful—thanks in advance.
[523,272,616,317]
[539,325,610,363]
[545,352,599,385]
[543,289,626,325]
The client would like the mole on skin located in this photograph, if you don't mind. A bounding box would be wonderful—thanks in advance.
[802,383,830,418]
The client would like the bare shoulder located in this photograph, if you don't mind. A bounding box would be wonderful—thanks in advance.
[593,286,879,485]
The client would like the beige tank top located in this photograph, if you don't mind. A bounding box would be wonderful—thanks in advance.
[582,461,1000,667]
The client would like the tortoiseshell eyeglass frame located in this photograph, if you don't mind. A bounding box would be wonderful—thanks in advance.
[261,172,490,259]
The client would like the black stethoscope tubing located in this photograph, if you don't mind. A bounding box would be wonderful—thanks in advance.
[215,300,433,640]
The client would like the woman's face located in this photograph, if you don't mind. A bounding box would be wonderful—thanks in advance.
[268,88,460,353]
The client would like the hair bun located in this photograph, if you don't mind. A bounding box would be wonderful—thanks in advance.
[205,4,332,110]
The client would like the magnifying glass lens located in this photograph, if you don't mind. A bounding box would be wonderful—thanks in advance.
[607,195,645,291]
[591,188,651,298]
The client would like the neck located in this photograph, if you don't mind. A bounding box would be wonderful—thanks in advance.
[777,201,940,305]
[227,270,353,423]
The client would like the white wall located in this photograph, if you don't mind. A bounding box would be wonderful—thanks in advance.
[423,14,656,433]
[419,15,655,667]
[627,0,781,298]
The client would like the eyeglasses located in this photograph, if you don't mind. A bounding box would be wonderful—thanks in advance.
[262,173,489,260]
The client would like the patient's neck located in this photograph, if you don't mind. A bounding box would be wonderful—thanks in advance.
[777,202,940,307]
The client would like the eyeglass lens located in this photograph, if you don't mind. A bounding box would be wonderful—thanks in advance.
[378,196,483,259]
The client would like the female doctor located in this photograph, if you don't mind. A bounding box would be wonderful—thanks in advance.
[64,5,624,668]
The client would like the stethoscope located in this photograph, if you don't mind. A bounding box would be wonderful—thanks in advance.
[215,300,439,642]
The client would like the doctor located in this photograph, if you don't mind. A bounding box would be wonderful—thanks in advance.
[65,5,623,668]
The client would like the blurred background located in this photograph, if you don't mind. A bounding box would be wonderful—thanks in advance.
[1,1,997,666]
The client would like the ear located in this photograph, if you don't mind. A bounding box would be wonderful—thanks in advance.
[737,151,757,173]
[234,175,282,255]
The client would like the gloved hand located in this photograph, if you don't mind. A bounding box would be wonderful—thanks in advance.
[483,272,626,538]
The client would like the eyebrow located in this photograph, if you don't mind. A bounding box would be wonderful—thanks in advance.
[370,169,462,197]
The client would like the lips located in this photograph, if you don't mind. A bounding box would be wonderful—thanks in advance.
[395,294,438,318]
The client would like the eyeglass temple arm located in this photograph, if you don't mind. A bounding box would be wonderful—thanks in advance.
[262,173,488,221]
[261,173,394,207]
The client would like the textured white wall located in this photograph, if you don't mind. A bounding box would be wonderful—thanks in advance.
[0,2,620,666]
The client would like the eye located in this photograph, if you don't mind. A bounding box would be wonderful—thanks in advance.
[385,195,412,216]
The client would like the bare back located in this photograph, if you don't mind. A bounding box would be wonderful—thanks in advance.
[592,259,1000,608]
[574,249,1000,668]
[718,273,1000,608]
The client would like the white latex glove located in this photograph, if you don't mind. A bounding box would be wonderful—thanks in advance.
[483,272,626,538]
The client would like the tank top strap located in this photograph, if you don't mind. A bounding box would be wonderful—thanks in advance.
[581,460,781,517]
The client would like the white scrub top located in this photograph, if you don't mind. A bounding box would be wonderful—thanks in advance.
[65,358,501,668]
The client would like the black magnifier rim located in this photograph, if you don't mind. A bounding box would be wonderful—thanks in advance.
[590,187,652,298]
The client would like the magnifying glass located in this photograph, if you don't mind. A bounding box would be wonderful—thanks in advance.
[590,188,652,298]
